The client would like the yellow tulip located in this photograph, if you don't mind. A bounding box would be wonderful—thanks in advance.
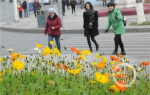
[42,46,52,56]
[49,41,54,45]
[12,60,25,70]
[88,80,96,84]
[95,72,110,84]
[19,54,26,58]
[46,61,51,65]
[110,60,115,65]
[95,54,102,59]
[81,50,91,56]
[76,64,83,69]
[36,43,43,49]
[52,47,61,56]
[78,55,85,60]
[102,57,107,62]
[67,69,81,75]
[109,85,120,93]
[92,62,98,66]
[0,57,4,62]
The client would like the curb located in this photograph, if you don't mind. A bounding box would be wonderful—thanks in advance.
[0,26,150,33]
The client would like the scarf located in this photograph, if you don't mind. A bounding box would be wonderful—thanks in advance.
[50,16,54,18]
[85,9,96,15]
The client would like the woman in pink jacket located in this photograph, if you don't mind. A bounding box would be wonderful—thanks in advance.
[44,8,62,51]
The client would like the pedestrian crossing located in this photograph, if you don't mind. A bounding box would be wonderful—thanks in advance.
[22,33,150,57]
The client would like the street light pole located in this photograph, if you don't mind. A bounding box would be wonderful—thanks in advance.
[5,0,10,24]
[51,0,54,7]
[27,0,30,17]
[13,0,19,22]
[57,0,63,27]
[41,0,43,10]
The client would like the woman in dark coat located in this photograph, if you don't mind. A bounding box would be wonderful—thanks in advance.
[44,8,62,51]
[70,0,77,15]
[83,2,99,52]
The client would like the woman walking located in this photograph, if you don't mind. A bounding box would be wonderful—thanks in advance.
[70,0,77,15]
[83,2,99,52]
[105,2,126,55]
[34,1,41,18]
[44,8,62,51]
[76,0,80,9]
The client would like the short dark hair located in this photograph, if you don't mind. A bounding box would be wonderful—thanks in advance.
[84,2,93,10]
[107,2,116,7]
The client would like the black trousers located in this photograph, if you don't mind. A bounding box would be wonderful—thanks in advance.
[114,34,125,52]
[103,1,106,6]
[71,5,75,14]
[62,1,65,14]
[19,11,22,18]
[86,33,98,50]
[34,11,37,17]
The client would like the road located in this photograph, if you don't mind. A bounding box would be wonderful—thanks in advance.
[1,30,150,56]
[0,30,150,72]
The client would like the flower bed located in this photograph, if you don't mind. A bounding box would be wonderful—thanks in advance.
[0,44,150,95]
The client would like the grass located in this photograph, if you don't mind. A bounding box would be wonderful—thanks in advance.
[130,21,150,26]
[0,45,150,95]
[1,70,150,95]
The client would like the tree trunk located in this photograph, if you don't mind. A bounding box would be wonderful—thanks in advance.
[136,0,146,24]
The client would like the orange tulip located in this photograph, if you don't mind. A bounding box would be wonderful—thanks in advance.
[110,55,119,61]
[117,61,121,65]
[55,63,62,69]
[97,62,106,69]
[10,53,19,61]
[94,62,106,70]
[94,65,99,70]
[112,66,120,72]
[77,57,82,60]
[71,47,81,54]
[71,47,76,51]
[141,62,150,66]
[118,54,123,58]
[62,64,68,70]
[116,81,127,91]
[117,74,128,78]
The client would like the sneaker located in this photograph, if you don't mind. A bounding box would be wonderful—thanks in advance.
[112,51,118,55]
[120,51,126,55]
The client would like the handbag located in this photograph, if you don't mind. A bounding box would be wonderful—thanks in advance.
[89,25,92,29]
[122,16,126,26]
[115,10,127,26]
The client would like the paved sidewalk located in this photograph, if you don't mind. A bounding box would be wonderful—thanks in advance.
[0,5,150,33]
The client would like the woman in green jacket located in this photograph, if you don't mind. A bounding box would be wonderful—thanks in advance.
[105,2,126,55]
